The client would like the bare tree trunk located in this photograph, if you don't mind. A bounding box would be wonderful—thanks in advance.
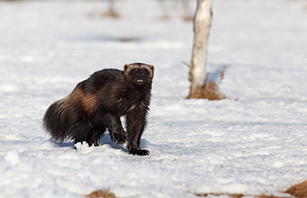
[187,0,212,99]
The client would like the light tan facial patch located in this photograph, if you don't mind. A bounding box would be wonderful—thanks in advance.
[124,63,155,79]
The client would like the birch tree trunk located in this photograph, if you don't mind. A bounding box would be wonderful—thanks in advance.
[187,0,212,99]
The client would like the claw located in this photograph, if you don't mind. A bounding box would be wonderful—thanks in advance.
[111,132,126,145]
[129,148,150,156]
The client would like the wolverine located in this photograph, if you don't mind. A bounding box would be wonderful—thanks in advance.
[43,63,154,156]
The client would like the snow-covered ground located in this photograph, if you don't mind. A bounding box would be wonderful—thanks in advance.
[1,0,307,197]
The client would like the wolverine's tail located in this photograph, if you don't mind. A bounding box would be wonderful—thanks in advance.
[43,81,104,144]
[43,97,71,143]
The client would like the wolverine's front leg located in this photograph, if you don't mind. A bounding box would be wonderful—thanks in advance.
[126,109,150,156]
[105,113,126,144]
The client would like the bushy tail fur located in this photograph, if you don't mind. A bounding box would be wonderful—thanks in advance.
[43,83,106,146]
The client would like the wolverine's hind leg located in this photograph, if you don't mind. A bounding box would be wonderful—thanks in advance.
[86,126,106,146]
[88,131,99,146]
[99,113,126,145]
[73,125,105,147]
[106,114,126,145]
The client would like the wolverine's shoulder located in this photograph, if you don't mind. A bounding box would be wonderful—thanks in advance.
[83,69,124,93]
[88,68,124,82]
[90,68,123,78]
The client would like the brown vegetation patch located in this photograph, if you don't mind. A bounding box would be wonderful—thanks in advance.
[195,179,307,198]
[195,193,245,198]
[187,66,227,100]
[284,180,307,198]
[202,81,226,100]
[86,180,307,198]
[100,9,120,19]
[113,37,140,43]
[196,193,292,198]
[87,9,120,19]
[86,189,116,198]
[156,14,171,21]
[182,15,193,22]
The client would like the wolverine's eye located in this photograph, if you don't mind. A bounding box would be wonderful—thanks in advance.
[142,69,149,76]
[131,69,138,75]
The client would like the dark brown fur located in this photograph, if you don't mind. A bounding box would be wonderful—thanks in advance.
[43,63,154,156]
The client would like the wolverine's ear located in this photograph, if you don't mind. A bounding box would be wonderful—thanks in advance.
[149,65,155,73]
[124,64,130,71]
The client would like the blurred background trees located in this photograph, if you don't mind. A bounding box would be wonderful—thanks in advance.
[157,0,193,21]
[97,0,194,21]
[102,0,120,18]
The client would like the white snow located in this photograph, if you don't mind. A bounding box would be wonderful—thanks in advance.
[0,0,307,197]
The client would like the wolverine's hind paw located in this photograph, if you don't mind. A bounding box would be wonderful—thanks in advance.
[111,131,126,145]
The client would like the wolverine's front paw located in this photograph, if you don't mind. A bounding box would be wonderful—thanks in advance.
[111,131,126,145]
[129,148,150,156]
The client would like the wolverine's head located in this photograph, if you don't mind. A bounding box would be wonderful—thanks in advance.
[124,63,155,86]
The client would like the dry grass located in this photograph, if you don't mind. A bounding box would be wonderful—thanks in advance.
[200,81,227,101]
[195,192,291,198]
[195,193,245,198]
[156,14,171,21]
[187,66,227,100]
[110,37,140,43]
[100,8,120,19]
[86,189,116,198]
[87,9,120,19]
[85,180,307,198]
[284,180,307,198]
[182,15,193,22]
[195,180,307,198]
